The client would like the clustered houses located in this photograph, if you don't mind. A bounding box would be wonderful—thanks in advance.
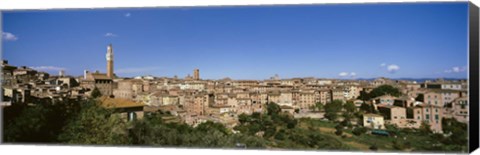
[105,71,470,130]
[2,45,471,131]
[110,75,372,127]
[361,79,470,133]
[1,60,88,106]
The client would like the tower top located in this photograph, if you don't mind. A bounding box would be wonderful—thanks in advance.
[107,44,113,53]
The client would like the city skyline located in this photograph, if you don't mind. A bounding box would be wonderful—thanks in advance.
[2,2,469,80]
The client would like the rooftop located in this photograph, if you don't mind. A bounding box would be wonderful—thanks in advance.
[363,113,383,117]
[99,96,144,109]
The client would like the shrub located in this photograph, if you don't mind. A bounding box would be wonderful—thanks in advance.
[369,144,378,151]
[335,129,343,136]
[352,127,367,136]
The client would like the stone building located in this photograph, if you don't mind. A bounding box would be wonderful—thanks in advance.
[445,96,468,123]
[81,71,114,96]
[377,105,407,125]
[80,44,116,96]
[330,88,345,102]
[413,104,443,133]
[193,68,200,80]
[363,113,385,129]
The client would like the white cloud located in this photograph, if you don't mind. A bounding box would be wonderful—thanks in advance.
[116,67,160,74]
[387,64,400,73]
[380,63,386,67]
[350,72,356,77]
[125,13,131,17]
[31,66,65,71]
[452,67,461,72]
[338,72,349,77]
[444,66,467,73]
[2,32,18,41]
[104,33,118,37]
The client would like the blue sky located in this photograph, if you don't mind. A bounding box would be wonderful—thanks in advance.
[1,2,469,80]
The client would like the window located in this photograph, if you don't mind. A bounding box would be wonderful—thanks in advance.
[435,115,439,120]
[417,116,420,120]
[426,114,430,120]
[426,109,429,112]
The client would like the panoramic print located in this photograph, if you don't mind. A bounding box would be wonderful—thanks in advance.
[1,2,470,153]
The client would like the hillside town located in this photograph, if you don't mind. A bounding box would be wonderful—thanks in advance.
[1,44,469,135]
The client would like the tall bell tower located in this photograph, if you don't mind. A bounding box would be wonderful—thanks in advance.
[106,44,114,78]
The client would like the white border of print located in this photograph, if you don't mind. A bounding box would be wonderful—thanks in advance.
[0,0,478,155]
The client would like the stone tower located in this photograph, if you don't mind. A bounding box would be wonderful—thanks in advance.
[193,68,200,80]
[106,44,114,78]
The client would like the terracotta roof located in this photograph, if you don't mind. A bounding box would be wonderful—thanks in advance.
[100,96,144,109]
[91,73,111,80]
[363,113,383,117]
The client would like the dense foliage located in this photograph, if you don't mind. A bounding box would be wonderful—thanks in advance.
[58,100,130,145]
[91,87,102,98]
[324,100,343,121]
[2,98,468,152]
[3,99,81,143]
[358,85,402,101]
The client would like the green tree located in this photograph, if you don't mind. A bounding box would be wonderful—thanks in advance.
[324,100,343,121]
[334,124,343,136]
[91,87,102,98]
[352,127,367,136]
[58,99,130,145]
[196,121,230,135]
[442,118,468,147]
[392,140,405,150]
[369,85,402,98]
[267,102,281,116]
[344,101,356,114]
[263,127,276,139]
[415,94,424,102]
[3,99,81,143]
[419,121,432,134]
[238,113,250,124]
[369,144,378,151]
[315,102,324,111]
[343,101,356,124]
[359,85,402,101]
[360,102,372,113]
[4,104,52,142]
[335,129,343,136]
[358,90,371,101]
[274,129,286,140]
